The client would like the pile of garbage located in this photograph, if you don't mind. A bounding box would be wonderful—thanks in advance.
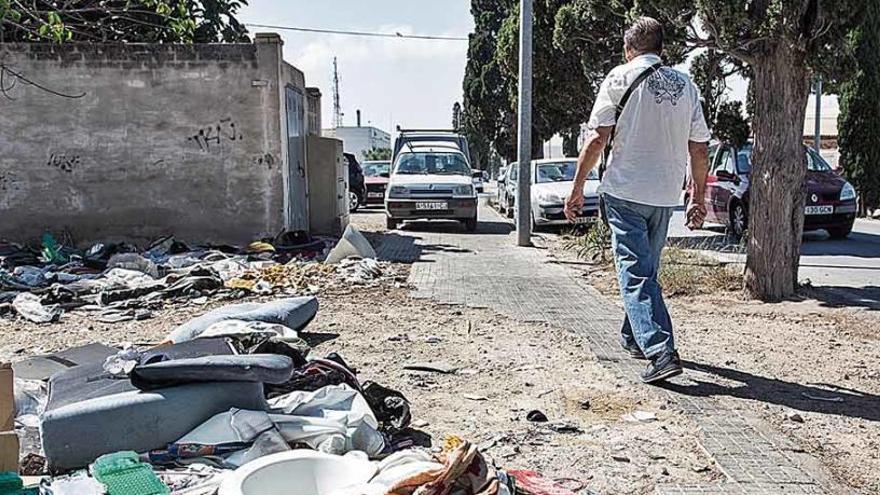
[0,227,396,325]
[3,295,574,495]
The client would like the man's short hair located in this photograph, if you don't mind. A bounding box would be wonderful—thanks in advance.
[624,17,664,55]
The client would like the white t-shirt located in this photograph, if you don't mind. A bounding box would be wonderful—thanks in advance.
[588,53,711,207]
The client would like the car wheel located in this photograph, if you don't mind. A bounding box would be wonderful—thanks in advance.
[349,191,360,213]
[463,216,478,232]
[730,202,747,239]
[386,216,399,230]
[827,224,853,240]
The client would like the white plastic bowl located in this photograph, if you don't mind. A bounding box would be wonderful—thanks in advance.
[218,450,378,495]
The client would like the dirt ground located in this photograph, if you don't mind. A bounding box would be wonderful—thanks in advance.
[0,218,722,495]
[545,231,880,494]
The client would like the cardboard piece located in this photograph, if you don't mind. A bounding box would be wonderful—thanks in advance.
[0,362,17,472]
[0,363,12,430]
[0,431,18,472]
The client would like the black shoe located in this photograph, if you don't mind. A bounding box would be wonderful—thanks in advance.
[621,342,647,360]
[641,350,683,384]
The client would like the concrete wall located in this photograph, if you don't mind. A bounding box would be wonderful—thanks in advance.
[0,37,306,246]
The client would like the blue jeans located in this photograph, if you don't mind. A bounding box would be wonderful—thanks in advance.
[603,194,674,358]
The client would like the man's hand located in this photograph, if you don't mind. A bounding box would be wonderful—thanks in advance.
[685,199,707,230]
[565,190,584,222]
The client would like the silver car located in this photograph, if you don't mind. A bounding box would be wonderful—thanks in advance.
[503,159,600,228]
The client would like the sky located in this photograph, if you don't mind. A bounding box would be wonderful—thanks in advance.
[238,1,837,146]
[239,0,474,131]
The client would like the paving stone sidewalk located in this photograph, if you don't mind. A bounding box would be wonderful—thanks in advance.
[377,203,852,495]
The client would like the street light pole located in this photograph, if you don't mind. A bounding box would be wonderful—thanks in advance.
[813,77,822,153]
[515,0,533,247]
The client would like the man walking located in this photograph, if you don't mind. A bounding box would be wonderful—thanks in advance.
[565,17,710,384]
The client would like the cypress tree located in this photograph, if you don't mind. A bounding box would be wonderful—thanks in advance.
[838,2,880,216]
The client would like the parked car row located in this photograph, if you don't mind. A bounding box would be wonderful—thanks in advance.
[685,142,857,239]
[346,138,855,240]
[497,158,600,230]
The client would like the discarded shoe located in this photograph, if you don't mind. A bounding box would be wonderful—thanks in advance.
[641,350,682,384]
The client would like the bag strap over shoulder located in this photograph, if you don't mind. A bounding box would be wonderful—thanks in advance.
[599,61,663,180]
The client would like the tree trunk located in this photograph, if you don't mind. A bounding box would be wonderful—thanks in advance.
[743,44,810,302]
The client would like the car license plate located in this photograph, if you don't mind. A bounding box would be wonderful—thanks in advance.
[416,202,447,210]
[805,205,833,215]
[368,192,384,198]
[573,216,592,224]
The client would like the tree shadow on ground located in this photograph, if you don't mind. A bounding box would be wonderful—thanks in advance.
[800,285,880,311]
[657,360,880,422]
[372,231,479,263]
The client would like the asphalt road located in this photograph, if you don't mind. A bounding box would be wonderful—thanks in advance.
[667,208,880,310]
[488,182,879,307]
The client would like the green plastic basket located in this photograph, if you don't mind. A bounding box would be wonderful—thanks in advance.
[91,452,169,495]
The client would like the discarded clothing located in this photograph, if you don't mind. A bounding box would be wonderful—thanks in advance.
[40,470,106,494]
[338,258,384,283]
[167,297,318,344]
[107,253,159,278]
[269,357,360,398]
[198,320,301,342]
[12,293,62,323]
[362,381,412,431]
[268,384,386,456]
[147,409,288,468]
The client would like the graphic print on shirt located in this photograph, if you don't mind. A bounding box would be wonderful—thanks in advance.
[646,68,687,106]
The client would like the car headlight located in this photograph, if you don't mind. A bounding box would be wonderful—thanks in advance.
[453,185,474,196]
[840,182,856,201]
[388,186,408,198]
[537,193,563,207]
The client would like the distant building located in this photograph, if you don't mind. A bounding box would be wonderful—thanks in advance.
[323,126,391,160]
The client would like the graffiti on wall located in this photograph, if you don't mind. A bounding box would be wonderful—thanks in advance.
[47,153,80,173]
[188,117,243,151]
[252,153,275,169]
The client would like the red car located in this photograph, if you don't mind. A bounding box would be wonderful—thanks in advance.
[362,160,391,205]
[686,142,857,239]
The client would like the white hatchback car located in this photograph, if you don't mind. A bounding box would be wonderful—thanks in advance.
[385,146,478,231]
[504,158,600,228]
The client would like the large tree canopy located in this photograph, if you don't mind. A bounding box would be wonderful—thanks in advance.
[463,0,696,163]
[0,0,249,43]
[838,2,880,216]
[462,0,516,165]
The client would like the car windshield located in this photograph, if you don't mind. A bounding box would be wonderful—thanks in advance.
[737,144,833,173]
[535,161,597,183]
[736,145,752,174]
[807,150,833,172]
[394,152,471,176]
[363,161,390,177]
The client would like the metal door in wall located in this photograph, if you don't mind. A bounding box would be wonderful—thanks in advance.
[285,86,309,231]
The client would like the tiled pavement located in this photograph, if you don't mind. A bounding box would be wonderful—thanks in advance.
[377,202,852,495]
